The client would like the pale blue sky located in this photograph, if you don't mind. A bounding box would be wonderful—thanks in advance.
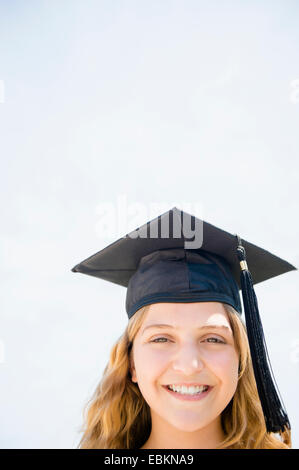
[0,0,298,448]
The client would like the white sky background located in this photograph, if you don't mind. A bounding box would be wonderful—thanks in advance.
[0,0,298,449]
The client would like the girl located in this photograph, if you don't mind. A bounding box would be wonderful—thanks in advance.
[76,301,291,449]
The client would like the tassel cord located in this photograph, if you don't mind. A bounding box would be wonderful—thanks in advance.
[236,239,290,433]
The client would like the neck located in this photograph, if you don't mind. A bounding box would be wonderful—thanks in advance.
[140,414,225,450]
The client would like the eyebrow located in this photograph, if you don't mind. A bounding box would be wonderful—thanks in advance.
[141,323,232,335]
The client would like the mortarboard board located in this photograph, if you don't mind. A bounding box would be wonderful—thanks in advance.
[71,206,297,435]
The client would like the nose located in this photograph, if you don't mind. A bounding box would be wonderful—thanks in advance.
[171,341,205,375]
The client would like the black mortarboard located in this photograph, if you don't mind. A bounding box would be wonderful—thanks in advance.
[71,206,296,435]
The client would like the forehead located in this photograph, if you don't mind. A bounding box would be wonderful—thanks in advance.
[142,302,231,328]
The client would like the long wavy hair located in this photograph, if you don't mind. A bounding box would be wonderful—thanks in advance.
[77,303,291,449]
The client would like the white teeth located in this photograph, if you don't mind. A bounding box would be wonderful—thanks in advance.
[167,385,209,394]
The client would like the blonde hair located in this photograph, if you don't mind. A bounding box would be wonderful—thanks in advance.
[77,303,291,449]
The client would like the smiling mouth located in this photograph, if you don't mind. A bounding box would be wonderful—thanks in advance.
[164,385,209,393]
[162,384,213,400]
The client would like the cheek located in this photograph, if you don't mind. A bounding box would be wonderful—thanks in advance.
[134,347,170,384]
[208,348,239,389]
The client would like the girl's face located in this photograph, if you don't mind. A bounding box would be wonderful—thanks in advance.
[130,302,239,433]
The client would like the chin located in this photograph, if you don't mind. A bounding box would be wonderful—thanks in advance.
[173,423,206,433]
[166,415,211,433]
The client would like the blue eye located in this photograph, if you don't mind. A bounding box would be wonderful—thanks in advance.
[151,337,169,343]
[150,337,225,344]
[206,337,225,344]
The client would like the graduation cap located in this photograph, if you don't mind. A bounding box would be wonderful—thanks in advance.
[71,206,296,435]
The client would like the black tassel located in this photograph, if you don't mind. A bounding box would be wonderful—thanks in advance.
[235,235,291,434]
